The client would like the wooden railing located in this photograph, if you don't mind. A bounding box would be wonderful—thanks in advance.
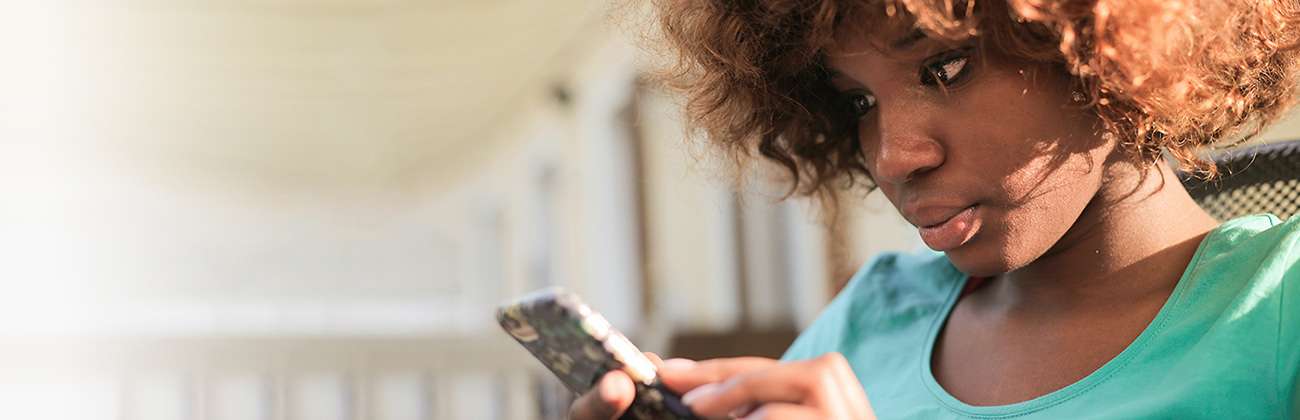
[1,335,565,420]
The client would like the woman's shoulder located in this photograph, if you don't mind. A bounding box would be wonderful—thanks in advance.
[1190,213,1300,275]
[846,250,965,308]
[1207,213,1300,243]
[1160,214,1299,340]
[781,249,964,361]
[1181,214,1300,412]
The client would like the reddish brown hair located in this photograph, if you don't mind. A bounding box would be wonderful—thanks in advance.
[651,0,1300,199]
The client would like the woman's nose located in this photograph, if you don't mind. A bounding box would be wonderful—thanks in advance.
[868,130,945,186]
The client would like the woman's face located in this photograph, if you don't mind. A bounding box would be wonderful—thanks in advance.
[826,30,1116,277]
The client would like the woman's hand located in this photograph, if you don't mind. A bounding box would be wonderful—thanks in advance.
[658,353,876,420]
[568,352,666,420]
[568,352,875,419]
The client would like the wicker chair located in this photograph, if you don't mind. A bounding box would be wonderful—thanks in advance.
[1180,139,1300,221]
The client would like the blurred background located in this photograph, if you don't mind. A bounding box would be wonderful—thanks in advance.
[2,1,1298,419]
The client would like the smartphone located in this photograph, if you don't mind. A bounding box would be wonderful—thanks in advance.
[496,287,696,420]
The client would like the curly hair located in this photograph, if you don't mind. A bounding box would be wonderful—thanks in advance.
[651,0,1300,199]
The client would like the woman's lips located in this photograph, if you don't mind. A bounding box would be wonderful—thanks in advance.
[917,205,980,251]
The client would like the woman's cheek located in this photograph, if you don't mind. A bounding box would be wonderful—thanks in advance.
[998,156,1103,260]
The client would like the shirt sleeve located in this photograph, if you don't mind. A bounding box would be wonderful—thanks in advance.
[781,290,851,362]
[781,253,899,362]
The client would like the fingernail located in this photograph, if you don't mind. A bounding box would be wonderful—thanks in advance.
[728,403,755,419]
[597,373,616,398]
[681,382,719,406]
[660,358,696,372]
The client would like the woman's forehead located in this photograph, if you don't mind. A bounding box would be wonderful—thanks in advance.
[826,29,956,70]
[829,29,922,56]
[826,3,977,59]
[828,12,917,56]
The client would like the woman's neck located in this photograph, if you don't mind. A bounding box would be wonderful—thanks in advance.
[992,160,1220,314]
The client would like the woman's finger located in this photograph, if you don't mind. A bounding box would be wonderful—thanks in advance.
[657,356,778,393]
[739,402,823,420]
[679,361,818,417]
[644,352,665,369]
[568,370,635,420]
[815,353,873,417]
[682,353,873,419]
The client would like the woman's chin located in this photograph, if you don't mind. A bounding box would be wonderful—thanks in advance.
[940,236,1017,278]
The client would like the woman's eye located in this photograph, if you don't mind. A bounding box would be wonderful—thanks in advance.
[920,50,972,87]
[842,92,877,118]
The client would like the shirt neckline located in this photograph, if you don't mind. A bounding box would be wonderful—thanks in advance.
[916,226,1221,418]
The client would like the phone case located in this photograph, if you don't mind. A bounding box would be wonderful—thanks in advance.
[496,288,697,420]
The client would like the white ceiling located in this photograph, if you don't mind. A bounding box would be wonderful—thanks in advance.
[38,0,1300,191]
[52,0,604,189]
[2,1,613,325]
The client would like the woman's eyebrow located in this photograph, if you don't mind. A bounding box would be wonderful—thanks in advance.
[890,29,928,51]
[824,68,853,86]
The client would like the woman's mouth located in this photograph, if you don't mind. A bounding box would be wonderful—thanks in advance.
[917,205,981,251]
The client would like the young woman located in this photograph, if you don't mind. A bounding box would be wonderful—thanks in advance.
[574,0,1300,418]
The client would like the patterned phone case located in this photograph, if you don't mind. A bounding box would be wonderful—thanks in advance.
[496,288,697,420]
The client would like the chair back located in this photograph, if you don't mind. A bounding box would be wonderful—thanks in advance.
[1181,139,1300,220]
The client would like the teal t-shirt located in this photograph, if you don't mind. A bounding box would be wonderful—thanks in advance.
[782,214,1300,418]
